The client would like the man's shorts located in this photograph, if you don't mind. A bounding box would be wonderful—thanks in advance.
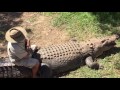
[14,44,39,68]
[14,58,39,68]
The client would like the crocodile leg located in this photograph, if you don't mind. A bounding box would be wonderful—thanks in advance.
[39,63,52,78]
[85,56,99,70]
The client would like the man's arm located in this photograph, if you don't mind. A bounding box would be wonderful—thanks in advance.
[25,38,31,51]
[11,43,30,60]
[20,52,29,59]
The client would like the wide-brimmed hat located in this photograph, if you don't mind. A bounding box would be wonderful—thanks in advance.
[5,26,28,43]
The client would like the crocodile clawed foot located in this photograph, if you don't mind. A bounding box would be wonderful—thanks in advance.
[89,63,104,70]
[99,65,104,69]
[89,62,100,70]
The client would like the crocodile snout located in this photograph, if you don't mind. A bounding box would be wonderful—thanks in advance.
[105,41,116,47]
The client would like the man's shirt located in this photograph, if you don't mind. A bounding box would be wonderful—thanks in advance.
[7,41,27,62]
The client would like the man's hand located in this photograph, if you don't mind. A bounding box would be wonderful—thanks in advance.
[25,39,31,51]
[26,39,30,47]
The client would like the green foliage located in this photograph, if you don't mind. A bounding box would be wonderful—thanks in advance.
[92,12,120,35]
[114,53,120,70]
[47,12,120,40]
[51,12,101,40]
[114,60,120,70]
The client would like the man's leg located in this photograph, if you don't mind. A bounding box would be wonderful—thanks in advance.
[32,63,40,78]
[14,58,40,78]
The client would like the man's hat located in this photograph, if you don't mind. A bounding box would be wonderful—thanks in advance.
[5,26,28,43]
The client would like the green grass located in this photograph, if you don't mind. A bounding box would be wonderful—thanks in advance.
[51,12,101,40]
[44,12,120,41]
[44,12,120,78]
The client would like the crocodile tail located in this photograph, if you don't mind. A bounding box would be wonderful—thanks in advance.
[0,66,32,78]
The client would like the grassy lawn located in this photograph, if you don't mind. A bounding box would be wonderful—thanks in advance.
[44,12,120,78]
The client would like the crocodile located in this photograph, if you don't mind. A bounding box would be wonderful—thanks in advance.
[0,34,119,78]
[38,34,120,76]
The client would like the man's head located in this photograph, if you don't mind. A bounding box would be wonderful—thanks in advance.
[5,26,28,43]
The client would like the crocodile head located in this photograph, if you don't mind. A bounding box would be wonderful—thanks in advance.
[87,34,120,57]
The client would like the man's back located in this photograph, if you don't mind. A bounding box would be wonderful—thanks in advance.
[7,41,27,62]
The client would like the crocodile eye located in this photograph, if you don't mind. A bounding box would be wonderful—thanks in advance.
[101,40,106,43]
[91,43,93,45]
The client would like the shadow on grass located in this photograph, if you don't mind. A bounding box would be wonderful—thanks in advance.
[0,12,23,41]
[91,12,120,34]
[98,47,120,59]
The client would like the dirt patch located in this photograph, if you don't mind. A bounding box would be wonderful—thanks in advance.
[0,12,70,57]
[0,12,23,41]
[20,12,70,47]
[0,43,7,57]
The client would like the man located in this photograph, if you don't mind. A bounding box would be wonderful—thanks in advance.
[5,26,40,78]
